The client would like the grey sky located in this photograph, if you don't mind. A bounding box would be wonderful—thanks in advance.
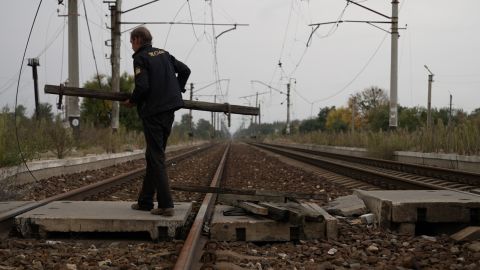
[1,0,479,130]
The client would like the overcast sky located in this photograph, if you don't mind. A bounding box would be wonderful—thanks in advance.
[1,0,479,131]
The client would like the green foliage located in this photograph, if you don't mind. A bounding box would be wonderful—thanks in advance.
[366,104,389,131]
[81,73,141,131]
[195,118,213,139]
[46,115,74,158]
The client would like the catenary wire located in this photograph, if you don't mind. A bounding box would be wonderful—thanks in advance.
[14,0,43,183]
[82,0,102,88]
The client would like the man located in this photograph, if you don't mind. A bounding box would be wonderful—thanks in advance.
[126,26,191,216]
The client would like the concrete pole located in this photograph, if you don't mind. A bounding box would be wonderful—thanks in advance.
[286,83,291,134]
[68,0,80,133]
[448,94,453,127]
[110,0,122,131]
[427,74,434,129]
[255,92,259,125]
[351,97,356,133]
[189,83,194,138]
[389,0,399,128]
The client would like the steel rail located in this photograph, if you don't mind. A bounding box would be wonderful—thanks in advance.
[0,143,214,233]
[174,143,230,270]
[251,143,458,191]
[261,143,480,186]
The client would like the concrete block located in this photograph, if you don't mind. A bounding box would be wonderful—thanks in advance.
[451,226,480,242]
[326,195,367,217]
[303,202,338,240]
[210,204,328,242]
[15,201,192,240]
[355,190,480,231]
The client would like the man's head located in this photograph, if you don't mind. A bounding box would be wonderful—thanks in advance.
[130,26,152,52]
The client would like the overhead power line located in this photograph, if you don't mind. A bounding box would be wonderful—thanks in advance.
[121,21,248,26]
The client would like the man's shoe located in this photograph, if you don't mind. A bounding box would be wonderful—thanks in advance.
[131,203,153,211]
[150,208,174,216]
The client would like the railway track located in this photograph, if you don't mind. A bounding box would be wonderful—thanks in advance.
[0,143,214,237]
[1,142,479,269]
[251,142,480,193]
[0,142,230,269]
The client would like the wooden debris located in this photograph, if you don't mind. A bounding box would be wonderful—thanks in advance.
[171,184,326,200]
[236,202,268,216]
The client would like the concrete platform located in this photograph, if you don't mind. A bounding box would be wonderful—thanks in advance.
[354,190,480,234]
[210,203,333,242]
[15,201,192,240]
[0,201,34,214]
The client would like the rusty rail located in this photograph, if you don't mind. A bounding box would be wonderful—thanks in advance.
[0,143,214,233]
[174,143,230,270]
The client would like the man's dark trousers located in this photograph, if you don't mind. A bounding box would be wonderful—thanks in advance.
[137,110,175,209]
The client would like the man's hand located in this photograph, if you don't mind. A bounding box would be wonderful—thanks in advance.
[122,99,135,108]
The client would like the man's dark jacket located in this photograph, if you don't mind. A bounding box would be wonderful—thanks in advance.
[130,44,190,118]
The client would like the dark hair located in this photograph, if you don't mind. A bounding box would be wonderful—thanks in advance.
[130,26,152,45]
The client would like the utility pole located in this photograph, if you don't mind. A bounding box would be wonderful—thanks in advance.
[110,0,122,131]
[351,96,356,133]
[212,95,216,138]
[286,83,291,135]
[389,0,399,128]
[189,83,194,139]
[424,65,434,129]
[27,58,40,120]
[67,0,80,134]
[255,92,259,125]
[448,94,453,127]
[310,0,403,128]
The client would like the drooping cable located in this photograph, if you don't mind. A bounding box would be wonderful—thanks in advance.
[14,0,43,183]
[82,0,102,88]
[312,33,388,103]
[164,1,188,48]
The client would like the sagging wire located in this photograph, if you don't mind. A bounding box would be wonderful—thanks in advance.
[312,33,388,104]
[14,0,44,183]
[186,0,199,40]
[82,0,102,88]
[164,1,188,48]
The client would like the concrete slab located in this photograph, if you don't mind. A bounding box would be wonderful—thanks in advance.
[210,204,328,242]
[0,201,34,214]
[303,202,338,240]
[15,201,192,240]
[325,195,367,217]
[354,190,480,234]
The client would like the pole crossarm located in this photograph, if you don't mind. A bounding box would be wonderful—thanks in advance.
[345,0,391,19]
[309,20,391,27]
[121,22,248,27]
[121,0,160,14]
[238,91,270,99]
[250,80,286,95]
[44,84,259,116]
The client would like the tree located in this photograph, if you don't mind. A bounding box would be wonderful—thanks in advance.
[195,118,212,139]
[326,107,350,132]
[34,102,54,122]
[399,106,425,131]
[366,104,389,131]
[350,86,388,118]
[81,73,141,130]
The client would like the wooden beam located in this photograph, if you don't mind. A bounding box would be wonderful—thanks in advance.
[171,184,326,200]
[237,201,268,216]
[44,84,259,116]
